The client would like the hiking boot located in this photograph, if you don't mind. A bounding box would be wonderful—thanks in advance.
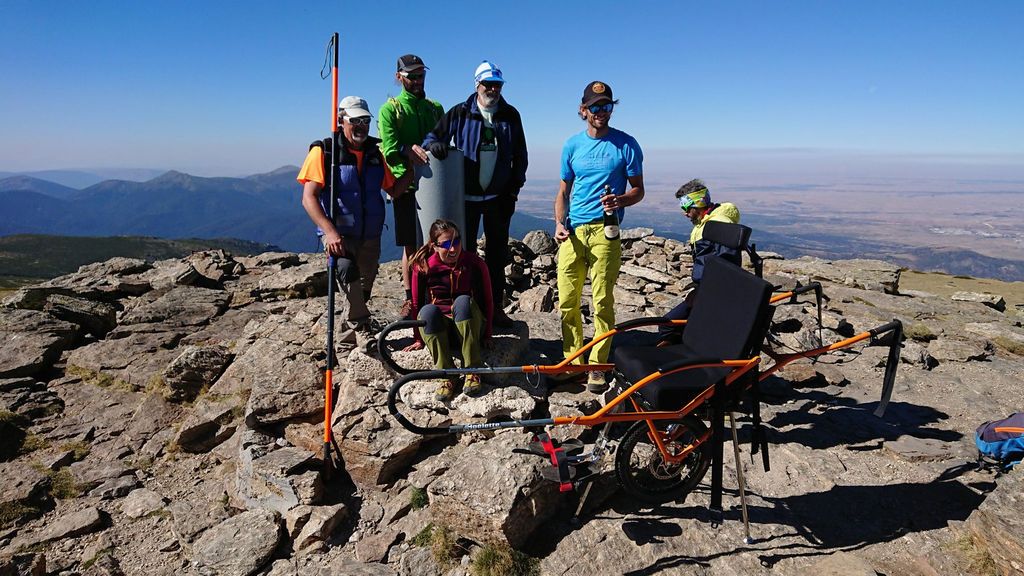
[493,310,514,328]
[400,299,414,320]
[463,373,483,397]
[356,331,378,356]
[587,371,608,393]
[435,379,456,402]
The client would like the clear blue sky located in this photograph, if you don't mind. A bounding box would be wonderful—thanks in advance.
[1,0,1022,177]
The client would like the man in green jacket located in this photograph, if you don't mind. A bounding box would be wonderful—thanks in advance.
[377,54,444,317]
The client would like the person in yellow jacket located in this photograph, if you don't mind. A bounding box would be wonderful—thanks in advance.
[657,179,740,345]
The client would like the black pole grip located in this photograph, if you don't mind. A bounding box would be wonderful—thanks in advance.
[387,370,451,435]
[376,320,427,375]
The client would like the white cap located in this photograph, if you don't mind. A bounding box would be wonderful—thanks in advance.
[339,95,372,118]
[474,61,504,84]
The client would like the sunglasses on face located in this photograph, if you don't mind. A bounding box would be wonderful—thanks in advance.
[436,236,461,250]
[588,103,614,114]
[400,71,426,80]
[480,81,503,90]
[345,116,371,126]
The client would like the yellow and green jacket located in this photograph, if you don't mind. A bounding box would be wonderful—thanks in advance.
[690,202,741,284]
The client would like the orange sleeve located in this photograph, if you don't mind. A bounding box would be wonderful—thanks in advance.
[382,160,396,191]
[296,147,325,186]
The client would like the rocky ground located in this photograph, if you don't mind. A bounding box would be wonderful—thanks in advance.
[1,230,1022,576]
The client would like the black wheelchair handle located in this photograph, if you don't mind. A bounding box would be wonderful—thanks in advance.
[387,369,451,435]
[376,319,426,375]
[873,319,903,418]
[789,282,822,301]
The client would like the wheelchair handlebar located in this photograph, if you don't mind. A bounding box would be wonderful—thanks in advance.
[387,369,451,435]
[376,319,426,375]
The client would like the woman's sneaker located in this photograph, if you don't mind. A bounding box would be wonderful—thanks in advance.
[435,379,456,401]
[587,371,608,393]
[463,374,483,397]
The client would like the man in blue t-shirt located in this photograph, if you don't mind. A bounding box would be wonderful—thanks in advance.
[553,81,645,393]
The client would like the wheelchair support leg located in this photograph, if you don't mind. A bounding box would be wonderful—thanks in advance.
[730,412,754,545]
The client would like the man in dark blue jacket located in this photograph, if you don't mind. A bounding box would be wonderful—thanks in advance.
[422,61,528,327]
[298,96,411,354]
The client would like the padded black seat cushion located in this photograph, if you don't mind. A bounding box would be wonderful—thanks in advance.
[613,256,774,410]
[613,342,731,409]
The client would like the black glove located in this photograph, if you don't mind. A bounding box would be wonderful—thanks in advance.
[427,141,449,160]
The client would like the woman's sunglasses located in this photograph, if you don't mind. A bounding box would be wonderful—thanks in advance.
[436,236,461,250]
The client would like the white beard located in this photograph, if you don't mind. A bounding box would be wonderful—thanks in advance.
[349,132,367,146]
[478,94,499,110]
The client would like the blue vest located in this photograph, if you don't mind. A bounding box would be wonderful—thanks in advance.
[318,136,387,240]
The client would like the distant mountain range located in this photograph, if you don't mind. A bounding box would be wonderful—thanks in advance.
[2,169,1021,281]
[0,168,168,189]
[0,169,554,264]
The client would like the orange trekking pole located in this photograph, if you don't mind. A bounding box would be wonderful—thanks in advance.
[321,32,343,476]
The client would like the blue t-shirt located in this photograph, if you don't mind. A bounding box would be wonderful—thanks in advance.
[560,127,643,226]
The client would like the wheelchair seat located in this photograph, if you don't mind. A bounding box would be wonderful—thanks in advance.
[613,256,774,409]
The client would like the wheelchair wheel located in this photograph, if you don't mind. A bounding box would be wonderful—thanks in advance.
[614,416,711,504]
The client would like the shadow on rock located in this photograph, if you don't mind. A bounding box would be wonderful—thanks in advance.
[766,392,962,450]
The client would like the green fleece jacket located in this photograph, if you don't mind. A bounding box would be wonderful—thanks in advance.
[377,90,444,181]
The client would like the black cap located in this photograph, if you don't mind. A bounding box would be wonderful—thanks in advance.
[582,81,613,107]
[397,54,427,72]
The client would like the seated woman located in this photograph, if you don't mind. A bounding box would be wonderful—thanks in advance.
[403,219,494,401]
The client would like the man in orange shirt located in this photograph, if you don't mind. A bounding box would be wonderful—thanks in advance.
[297,96,412,354]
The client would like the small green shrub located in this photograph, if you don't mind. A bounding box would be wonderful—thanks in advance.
[993,336,1024,356]
[430,525,467,567]
[0,502,40,527]
[471,543,540,576]
[59,441,91,461]
[904,322,937,342]
[19,433,49,455]
[410,486,428,510]
[48,469,81,499]
[411,523,434,547]
[948,532,997,575]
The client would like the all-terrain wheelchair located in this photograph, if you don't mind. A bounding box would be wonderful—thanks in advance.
[377,224,903,539]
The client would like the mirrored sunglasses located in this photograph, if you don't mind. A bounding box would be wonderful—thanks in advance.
[400,71,426,80]
[436,236,461,250]
[587,103,614,114]
[345,116,371,126]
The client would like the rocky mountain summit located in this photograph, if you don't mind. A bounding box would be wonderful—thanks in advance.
[1,229,1022,576]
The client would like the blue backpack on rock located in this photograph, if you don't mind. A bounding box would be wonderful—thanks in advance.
[975,413,1024,471]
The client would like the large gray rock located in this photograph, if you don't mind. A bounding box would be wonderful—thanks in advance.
[522,230,557,256]
[67,330,184,391]
[161,344,233,402]
[951,291,1006,312]
[119,488,168,519]
[11,507,105,549]
[0,309,78,378]
[115,285,229,331]
[192,509,281,576]
[235,445,323,513]
[0,462,51,526]
[0,377,63,419]
[428,431,561,547]
[174,395,243,453]
[517,284,554,313]
[42,294,117,338]
[771,256,902,294]
[41,257,152,301]
[927,338,990,363]
[965,469,1024,575]
[255,261,327,300]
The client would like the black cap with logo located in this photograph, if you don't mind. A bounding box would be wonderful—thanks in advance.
[581,81,614,107]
